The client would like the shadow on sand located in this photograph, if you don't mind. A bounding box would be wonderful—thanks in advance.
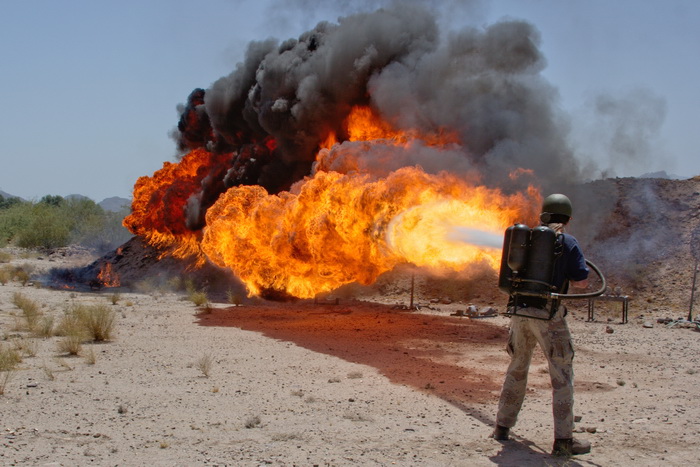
[196,300,506,423]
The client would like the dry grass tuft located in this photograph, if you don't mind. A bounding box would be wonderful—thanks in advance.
[244,415,262,429]
[83,347,97,365]
[12,338,38,357]
[34,316,55,338]
[62,304,116,342]
[56,333,83,356]
[0,344,22,371]
[12,292,40,330]
[188,291,209,307]
[13,266,31,286]
[226,289,243,306]
[0,267,10,285]
[196,354,213,377]
[0,344,21,395]
[55,304,117,355]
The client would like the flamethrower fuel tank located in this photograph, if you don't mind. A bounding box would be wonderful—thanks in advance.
[524,226,557,296]
[498,224,558,297]
[498,223,529,294]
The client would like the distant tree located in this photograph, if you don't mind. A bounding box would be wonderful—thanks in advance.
[0,195,22,210]
[40,194,64,207]
[0,195,132,251]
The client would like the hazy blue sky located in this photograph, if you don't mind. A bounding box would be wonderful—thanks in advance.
[1,0,697,201]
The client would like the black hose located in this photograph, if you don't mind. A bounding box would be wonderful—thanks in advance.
[550,259,606,300]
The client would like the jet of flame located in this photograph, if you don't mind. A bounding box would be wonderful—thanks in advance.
[125,104,539,298]
[202,166,537,298]
[198,107,539,298]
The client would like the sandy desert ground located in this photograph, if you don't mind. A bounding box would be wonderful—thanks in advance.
[1,246,699,467]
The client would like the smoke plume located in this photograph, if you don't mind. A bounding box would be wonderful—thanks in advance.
[168,4,579,231]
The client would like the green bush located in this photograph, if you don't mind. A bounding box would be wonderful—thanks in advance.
[16,204,70,249]
[0,196,132,252]
[0,202,33,244]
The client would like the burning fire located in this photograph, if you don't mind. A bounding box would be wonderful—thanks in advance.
[122,148,226,264]
[196,106,539,298]
[97,262,120,288]
[202,166,537,298]
[125,103,539,298]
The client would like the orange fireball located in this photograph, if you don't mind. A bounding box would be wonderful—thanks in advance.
[202,167,538,298]
[128,104,540,298]
[123,148,228,262]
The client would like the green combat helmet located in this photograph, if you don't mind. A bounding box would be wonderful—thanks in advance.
[540,193,572,224]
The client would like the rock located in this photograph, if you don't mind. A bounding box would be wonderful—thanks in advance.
[605,326,614,334]
[643,321,654,328]
[586,426,597,433]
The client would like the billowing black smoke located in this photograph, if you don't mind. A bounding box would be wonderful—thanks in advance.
[174,4,580,230]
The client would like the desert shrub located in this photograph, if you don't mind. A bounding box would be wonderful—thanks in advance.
[84,348,97,365]
[55,303,116,352]
[0,344,21,396]
[184,278,196,295]
[227,289,243,306]
[55,310,87,355]
[108,293,121,305]
[57,334,83,356]
[13,267,31,286]
[0,267,10,285]
[73,304,116,342]
[167,276,183,291]
[0,251,11,263]
[12,292,40,330]
[0,344,21,371]
[188,291,209,307]
[34,316,55,338]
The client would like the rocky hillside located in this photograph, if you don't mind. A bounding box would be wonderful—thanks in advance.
[572,176,700,315]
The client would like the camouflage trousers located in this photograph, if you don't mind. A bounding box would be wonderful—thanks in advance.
[496,307,575,439]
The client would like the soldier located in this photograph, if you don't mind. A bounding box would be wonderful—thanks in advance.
[493,194,591,457]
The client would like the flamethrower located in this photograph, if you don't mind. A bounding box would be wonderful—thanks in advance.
[498,223,606,320]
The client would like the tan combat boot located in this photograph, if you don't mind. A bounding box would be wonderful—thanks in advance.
[551,437,591,456]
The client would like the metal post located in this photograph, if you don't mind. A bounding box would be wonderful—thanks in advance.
[409,272,415,309]
[689,261,698,321]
